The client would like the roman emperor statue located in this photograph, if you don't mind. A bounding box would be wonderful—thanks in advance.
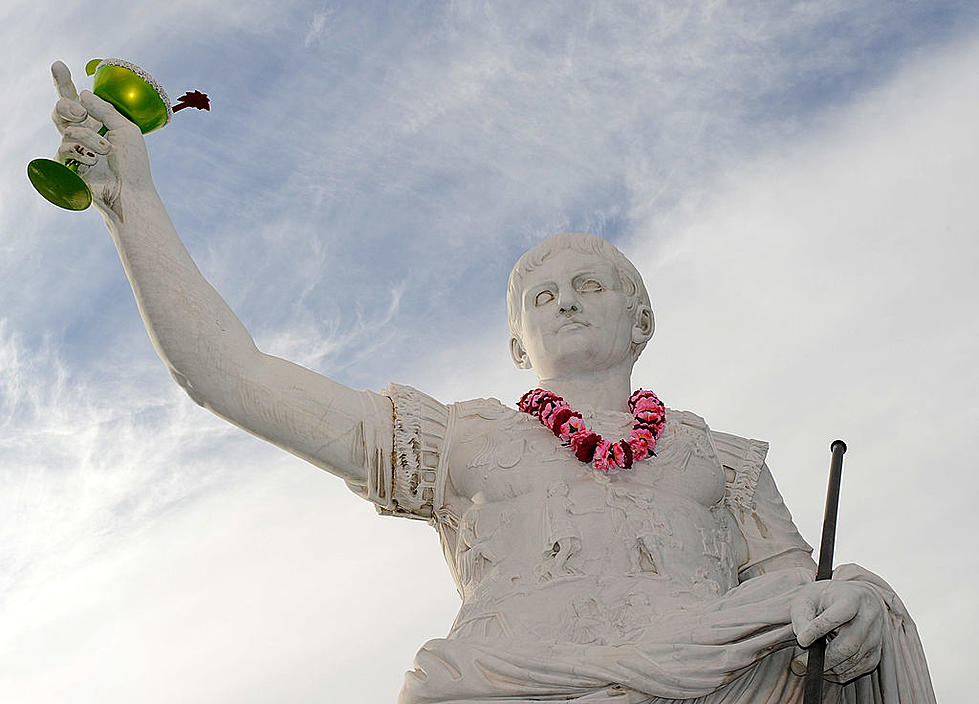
[46,62,936,703]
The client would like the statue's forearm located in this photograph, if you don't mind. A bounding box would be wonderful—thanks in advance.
[104,186,259,405]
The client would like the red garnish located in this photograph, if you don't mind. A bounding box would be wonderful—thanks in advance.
[172,90,210,113]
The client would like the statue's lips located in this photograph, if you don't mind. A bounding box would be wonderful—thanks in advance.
[558,320,590,331]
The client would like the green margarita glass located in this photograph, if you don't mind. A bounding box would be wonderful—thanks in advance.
[28,59,174,211]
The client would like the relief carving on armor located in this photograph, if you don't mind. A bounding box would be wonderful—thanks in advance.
[612,592,661,642]
[545,591,665,645]
[456,501,513,597]
[654,412,721,474]
[457,401,574,471]
[690,506,738,598]
[535,481,582,581]
[563,597,608,645]
[606,484,682,577]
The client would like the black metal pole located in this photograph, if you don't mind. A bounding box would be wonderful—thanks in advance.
[804,439,847,704]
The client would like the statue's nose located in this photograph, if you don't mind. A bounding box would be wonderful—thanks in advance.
[557,286,581,316]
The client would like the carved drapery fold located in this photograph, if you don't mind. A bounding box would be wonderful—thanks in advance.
[712,430,768,513]
[342,389,393,507]
[377,382,450,521]
[400,565,937,703]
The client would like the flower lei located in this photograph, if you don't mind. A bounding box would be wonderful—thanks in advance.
[518,388,667,474]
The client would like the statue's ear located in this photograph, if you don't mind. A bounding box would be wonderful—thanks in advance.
[632,305,654,345]
[510,336,532,370]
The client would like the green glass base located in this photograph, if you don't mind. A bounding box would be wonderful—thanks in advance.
[28,158,92,211]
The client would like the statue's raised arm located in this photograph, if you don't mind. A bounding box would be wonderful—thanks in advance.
[47,61,388,488]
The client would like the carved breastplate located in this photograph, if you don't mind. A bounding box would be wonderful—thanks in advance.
[441,401,747,644]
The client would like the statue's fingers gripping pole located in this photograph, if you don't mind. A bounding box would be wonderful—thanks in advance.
[804,439,848,704]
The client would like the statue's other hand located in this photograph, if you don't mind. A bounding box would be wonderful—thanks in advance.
[790,580,884,684]
[50,61,154,219]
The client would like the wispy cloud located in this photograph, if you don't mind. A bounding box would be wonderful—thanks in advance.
[0,321,230,599]
[304,5,336,47]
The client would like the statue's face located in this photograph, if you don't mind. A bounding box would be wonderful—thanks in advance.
[512,247,642,379]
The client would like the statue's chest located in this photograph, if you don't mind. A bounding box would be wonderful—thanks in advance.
[440,401,749,636]
[447,401,727,509]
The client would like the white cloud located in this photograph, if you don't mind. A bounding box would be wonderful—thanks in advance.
[304,6,336,47]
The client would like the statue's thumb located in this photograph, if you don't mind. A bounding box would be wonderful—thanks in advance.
[790,646,809,676]
[79,90,129,131]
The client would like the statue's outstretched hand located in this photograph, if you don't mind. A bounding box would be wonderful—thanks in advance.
[50,60,154,220]
[790,579,885,683]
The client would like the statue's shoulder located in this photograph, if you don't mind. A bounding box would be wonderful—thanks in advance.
[662,406,769,512]
[709,426,770,513]
[451,396,516,420]
[449,396,538,444]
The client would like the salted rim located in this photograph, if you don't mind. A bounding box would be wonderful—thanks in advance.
[97,58,172,125]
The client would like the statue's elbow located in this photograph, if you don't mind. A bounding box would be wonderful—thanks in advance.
[170,367,207,407]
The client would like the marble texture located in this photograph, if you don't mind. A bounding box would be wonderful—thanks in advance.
[46,59,936,703]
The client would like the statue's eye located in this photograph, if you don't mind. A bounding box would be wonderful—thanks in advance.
[535,290,555,306]
[578,279,603,293]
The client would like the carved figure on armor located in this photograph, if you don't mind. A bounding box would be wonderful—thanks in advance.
[535,481,582,581]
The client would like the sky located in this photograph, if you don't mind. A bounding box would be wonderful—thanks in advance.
[1,1,978,701]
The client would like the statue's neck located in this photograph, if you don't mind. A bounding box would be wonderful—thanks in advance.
[536,365,634,415]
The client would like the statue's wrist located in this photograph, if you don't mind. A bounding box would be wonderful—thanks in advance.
[97,179,166,229]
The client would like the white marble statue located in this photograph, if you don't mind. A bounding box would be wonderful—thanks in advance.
[47,61,936,703]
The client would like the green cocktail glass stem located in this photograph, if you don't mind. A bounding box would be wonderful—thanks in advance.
[62,124,109,173]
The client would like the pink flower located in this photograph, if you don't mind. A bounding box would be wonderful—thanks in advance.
[560,415,586,441]
[632,398,661,413]
[635,410,663,425]
[632,427,654,444]
[628,389,662,412]
[593,440,614,473]
[611,440,633,469]
[628,435,649,461]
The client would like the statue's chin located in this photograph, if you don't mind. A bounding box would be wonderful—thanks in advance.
[523,327,636,381]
